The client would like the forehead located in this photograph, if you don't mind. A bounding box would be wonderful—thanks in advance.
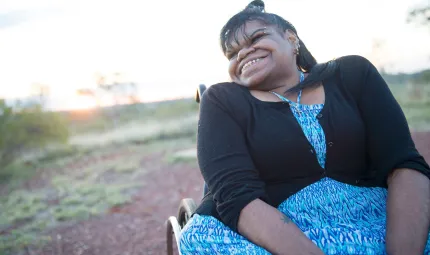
[237,20,267,35]
[224,20,272,50]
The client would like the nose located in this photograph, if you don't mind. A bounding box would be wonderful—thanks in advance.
[237,47,255,62]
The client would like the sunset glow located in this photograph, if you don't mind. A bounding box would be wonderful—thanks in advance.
[0,0,429,111]
[69,96,98,111]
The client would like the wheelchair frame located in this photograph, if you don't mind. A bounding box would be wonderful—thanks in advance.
[165,84,207,255]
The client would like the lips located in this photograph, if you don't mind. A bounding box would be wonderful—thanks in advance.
[239,55,267,75]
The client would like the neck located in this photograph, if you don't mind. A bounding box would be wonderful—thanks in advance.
[270,70,302,95]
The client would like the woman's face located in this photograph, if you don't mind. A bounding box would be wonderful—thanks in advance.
[225,20,298,90]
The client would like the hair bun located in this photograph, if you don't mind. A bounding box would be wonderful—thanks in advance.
[245,0,265,12]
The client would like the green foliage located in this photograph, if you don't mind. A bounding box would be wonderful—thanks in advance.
[0,162,37,187]
[105,194,131,207]
[407,4,430,26]
[412,69,430,84]
[37,146,82,164]
[113,161,140,173]
[147,99,199,119]
[1,190,47,224]
[0,100,69,168]
[0,232,51,254]
[0,175,142,254]
[382,69,430,85]
[51,206,91,221]
[52,175,140,213]
[166,149,197,164]
[66,98,199,135]
[0,190,52,253]
[0,228,45,252]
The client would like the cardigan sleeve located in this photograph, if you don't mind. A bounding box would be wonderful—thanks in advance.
[197,84,269,232]
[348,56,430,186]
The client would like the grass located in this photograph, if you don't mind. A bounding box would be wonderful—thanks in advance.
[0,173,143,254]
[66,98,199,135]
[0,232,51,253]
[112,161,142,173]
[0,190,52,254]
[0,97,200,254]
[69,114,197,148]
[1,191,47,224]
[165,148,197,164]
[390,83,430,131]
[0,146,149,254]
[0,163,39,191]
[0,120,192,254]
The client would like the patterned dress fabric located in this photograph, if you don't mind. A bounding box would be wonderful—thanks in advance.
[179,92,430,255]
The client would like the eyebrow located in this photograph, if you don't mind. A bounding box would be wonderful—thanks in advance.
[248,27,267,38]
[225,27,268,54]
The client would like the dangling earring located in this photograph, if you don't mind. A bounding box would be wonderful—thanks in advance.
[294,47,300,55]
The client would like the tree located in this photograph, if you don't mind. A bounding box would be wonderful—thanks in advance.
[407,2,430,27]
[30,83,51,109]
[0,100,69,168]
[76,72,140,128]
[76,88,102,107]
[407,2,430,88]
[78,72,139,107]
[96,72,139,105]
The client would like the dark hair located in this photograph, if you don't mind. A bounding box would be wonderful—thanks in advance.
[220,0,338,93]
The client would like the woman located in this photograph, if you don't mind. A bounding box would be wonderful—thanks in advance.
[179,1,430,254]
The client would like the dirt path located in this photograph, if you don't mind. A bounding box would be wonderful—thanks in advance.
[12,132,430,255]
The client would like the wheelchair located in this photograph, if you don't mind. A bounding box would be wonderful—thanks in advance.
[165,84,208,255]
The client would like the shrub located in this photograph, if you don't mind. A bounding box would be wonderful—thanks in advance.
[0,100,69,168]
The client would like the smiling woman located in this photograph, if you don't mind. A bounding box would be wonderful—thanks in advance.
[221,1,336,96]
[178,0,430,254]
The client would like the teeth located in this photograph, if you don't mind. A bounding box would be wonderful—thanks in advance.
[242,58,261,72]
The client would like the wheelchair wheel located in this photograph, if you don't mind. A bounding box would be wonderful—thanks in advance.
[177,198,197,228]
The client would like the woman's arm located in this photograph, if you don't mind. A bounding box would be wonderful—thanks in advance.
[346,56,430,253]
[386,169,430,255]
[238,199,324,255]
[198,84,323,254]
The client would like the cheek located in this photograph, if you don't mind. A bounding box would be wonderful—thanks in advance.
[228,60,238,80]
[275,47,295,67]
[285,45,296,60]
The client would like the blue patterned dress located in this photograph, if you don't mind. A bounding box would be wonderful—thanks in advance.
[179,90,430,255]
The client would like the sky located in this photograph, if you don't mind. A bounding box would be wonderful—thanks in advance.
[0,0,429,110]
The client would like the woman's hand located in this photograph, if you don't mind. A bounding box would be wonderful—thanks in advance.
[238,199,325,255]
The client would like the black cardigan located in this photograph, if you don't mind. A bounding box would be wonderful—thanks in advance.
[194,55,430,233]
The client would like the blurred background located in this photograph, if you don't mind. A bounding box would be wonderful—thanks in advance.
[0,0,429,254]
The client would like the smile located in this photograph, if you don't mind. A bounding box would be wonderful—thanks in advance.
[241,58,263,73]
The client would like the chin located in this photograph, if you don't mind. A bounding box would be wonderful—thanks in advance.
[239,72,269,89]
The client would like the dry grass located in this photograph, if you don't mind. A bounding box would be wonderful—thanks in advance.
[69,114,198,148]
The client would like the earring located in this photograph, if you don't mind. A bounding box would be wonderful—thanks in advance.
[294,43,300,55]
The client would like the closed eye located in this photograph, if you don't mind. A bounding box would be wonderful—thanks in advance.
[225,32,267,60]
[251,33,265,44]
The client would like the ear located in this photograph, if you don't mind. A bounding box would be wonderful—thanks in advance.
[283,29,298,45]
